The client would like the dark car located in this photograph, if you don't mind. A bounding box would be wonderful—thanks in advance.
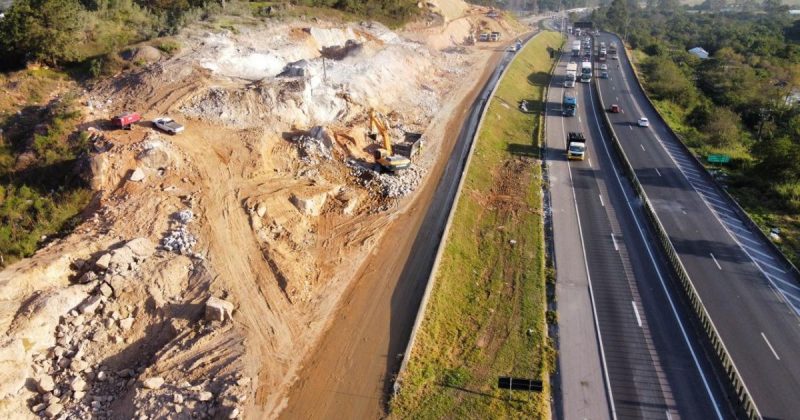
[601,71,609,79]
[609,104,621,113]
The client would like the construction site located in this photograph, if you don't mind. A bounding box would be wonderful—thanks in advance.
[0,1,532,418]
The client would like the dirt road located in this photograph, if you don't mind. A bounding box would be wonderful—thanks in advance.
[277,49,509,419]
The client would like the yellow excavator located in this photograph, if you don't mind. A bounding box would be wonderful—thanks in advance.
[368,109,411,172]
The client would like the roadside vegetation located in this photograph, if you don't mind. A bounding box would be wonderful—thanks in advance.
[0,70,92,265]
[390,30,562,418]
[593,1,800,266]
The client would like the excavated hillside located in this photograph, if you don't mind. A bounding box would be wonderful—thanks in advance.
[0,1,527,418]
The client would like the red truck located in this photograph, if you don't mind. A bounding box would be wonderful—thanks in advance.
[111,112,141,130]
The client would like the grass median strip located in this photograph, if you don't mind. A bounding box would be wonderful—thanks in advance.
[390,31,562,418]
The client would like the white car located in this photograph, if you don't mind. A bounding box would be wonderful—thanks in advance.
[600,63,608,70]
[153,117,184,134]
[637,117,650,127]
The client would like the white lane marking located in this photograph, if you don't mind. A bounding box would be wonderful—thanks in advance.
[761,332,781,360]
[611,234,619,251]
[628,125,632,130]
[710,253,722,270]
[739,242,776,261]
[555,72,618,420]
[640,144,646,151]
[681,210,688,215]
[666,411,673,420]
[753,257,787,274]
[767,273,800,293]
[588,157,592,168]
[632,301,642,327]
[654,168,662,177]
[599,194,605,207]
[591,74,724,419]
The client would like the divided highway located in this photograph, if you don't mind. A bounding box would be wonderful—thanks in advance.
[595,32,800,419]
[547,34,732,419]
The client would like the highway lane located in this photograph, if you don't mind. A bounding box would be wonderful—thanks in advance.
[548,36,729,419]
[596,32,800,419]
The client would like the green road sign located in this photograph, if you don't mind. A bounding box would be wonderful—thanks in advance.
[707,154,731,164]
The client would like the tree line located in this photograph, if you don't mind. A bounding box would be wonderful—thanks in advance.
[593,1,800,213]
[0,0,422,70]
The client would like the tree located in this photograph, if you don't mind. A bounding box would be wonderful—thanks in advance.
[0,0,85,67]
[704,107,742,147]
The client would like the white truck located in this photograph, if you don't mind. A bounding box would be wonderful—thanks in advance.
[565,62,578,87]
[580,61,592,83]
[153,117,184,134]
[571,40,581,57]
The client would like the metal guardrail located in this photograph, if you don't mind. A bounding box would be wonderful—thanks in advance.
[590,34,762,420]
[616,35,800,282]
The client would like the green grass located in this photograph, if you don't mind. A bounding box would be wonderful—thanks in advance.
[390,30,563,419]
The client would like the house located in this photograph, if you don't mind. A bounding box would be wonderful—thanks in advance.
[688,47,709,59]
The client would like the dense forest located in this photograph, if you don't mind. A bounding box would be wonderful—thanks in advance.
[593,0,800,263]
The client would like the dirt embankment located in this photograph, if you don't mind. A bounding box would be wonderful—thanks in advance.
[0,1,529,418]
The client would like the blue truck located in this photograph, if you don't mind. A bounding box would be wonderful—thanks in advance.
[563,95,577,117]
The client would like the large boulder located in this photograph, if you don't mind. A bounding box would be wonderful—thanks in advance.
[205,297,234,322]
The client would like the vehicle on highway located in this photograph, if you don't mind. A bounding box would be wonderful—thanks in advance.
[565,62,578,87]
[580,61,592,83]
[638,117,650,127]
[571,40,582,57]
[153,117,185,134]
[600,70,609,79]
[600,63,608,70]
[563,95,577,117]
[566,131,586,160]
[609,104,621,113]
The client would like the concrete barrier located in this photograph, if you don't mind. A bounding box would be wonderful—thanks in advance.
[392,30,541,395]
[590,33,762,420]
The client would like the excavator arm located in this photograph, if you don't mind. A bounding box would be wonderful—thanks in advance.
[368,109,393,155]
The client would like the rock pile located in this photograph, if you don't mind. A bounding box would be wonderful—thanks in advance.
[377,164,425,198]
[161,210,198,256]
[29,242,158,419]
[131,374,250,419]
[291,126,333,165]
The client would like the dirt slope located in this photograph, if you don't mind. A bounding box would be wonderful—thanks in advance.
[0,2,529,418]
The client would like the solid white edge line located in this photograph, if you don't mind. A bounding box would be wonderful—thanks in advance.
[554,48,618,420]
[611,234,619,251]
[592,57,724,419]
[599,194,605,207]
[761,332,781,360]
[613,33,800,327]
[632,301,642,327]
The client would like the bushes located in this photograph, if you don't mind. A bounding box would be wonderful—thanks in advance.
[0,91,92,264]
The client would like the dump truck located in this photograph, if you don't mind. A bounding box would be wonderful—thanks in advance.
[111,112,141,130]
[567,132,586,160]
[563,95,577,117]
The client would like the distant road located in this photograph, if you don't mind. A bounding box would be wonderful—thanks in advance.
[597,31,800,419]
[547,32,731,419]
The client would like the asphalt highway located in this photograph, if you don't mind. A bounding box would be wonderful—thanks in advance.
[596,32,800,419]
[548,34,732,419]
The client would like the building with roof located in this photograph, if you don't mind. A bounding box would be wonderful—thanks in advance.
[688,47,709,59]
